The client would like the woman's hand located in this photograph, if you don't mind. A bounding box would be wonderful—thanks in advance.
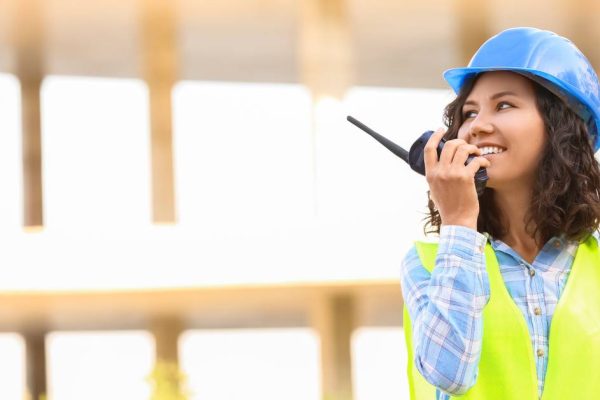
[424,128,491,230]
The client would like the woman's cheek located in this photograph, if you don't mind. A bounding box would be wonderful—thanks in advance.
[457,124,470,141]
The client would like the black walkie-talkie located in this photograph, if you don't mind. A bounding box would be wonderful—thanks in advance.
[346,115,488,196]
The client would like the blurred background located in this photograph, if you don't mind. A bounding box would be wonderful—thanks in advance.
[0,0,599,399]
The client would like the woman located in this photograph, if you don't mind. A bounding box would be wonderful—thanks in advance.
[400,27,600,400]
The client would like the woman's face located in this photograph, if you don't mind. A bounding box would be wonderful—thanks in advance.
[457,71,547,190]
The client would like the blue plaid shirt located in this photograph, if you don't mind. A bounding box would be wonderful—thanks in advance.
[400,225,591,399]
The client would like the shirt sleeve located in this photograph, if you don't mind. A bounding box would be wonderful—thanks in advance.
[400,225,490,395]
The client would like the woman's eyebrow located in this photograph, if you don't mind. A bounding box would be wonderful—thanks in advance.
[464,90,518,106]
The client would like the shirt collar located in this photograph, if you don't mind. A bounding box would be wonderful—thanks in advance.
[482,231,588,270]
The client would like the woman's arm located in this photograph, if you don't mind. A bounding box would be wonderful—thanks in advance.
[400,225,490,395]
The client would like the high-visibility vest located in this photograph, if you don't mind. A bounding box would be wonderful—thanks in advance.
[403,235,600,399]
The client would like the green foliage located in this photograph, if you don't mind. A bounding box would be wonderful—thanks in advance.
[147,360,191,400]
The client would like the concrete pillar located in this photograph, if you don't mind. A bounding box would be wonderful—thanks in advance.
[14,0,45,228]
[299,0,354,99]
[311,294,356,400]
[454,0,490,65]
[149,316,185,398]
[566,0,600,71]
[140,0,178,224]
[23,330,47,400]
[299,0,354,216]
[151,316,183,363]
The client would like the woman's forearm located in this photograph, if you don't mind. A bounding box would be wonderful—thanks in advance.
[401,226,490,395]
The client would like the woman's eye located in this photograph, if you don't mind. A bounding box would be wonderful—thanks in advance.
[497,101,513,110]
[463,110,477,119]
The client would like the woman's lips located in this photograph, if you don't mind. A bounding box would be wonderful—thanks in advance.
[481,150,505,159]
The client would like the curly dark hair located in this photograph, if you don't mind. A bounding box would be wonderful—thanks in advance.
[424,74,600,245]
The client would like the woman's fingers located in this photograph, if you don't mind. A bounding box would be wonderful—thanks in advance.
[423,128,446,174]
[438,138,467,165]
[424,130,489,180]
[465,156,491,175]
[452,143,481,166]
[424,133,484,229]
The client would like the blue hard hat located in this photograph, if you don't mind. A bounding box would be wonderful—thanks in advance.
[443,27,600,151]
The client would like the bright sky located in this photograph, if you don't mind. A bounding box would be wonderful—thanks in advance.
[0,74,452,291]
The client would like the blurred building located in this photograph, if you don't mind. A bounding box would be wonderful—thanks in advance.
[0,0,598,399]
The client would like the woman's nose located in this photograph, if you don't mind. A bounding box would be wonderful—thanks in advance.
[469,112,494,138]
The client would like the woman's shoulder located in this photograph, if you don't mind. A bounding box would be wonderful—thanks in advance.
[401,243,432,278]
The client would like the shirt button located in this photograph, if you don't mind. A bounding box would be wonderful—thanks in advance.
[537,348,545,357]
[553,240,562,249]
[479,244,485,253]
[529,269,536,277]
[534,307,542,315]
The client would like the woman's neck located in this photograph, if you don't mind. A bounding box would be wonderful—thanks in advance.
[492,186,542,263]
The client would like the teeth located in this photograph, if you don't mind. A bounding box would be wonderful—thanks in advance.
[480,146,504,155]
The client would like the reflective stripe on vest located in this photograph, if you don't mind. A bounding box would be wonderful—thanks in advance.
[402,235,600,399]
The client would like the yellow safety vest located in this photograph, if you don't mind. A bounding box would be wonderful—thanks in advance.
[403,235,600,399]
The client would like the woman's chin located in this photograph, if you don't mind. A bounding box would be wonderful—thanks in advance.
[484,176,517,192]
